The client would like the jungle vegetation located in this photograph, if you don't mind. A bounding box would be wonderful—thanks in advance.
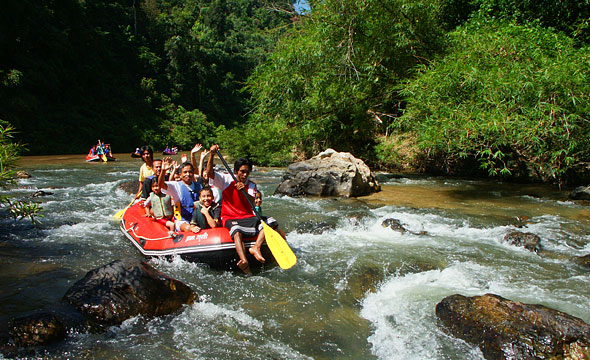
[1,0,589,185]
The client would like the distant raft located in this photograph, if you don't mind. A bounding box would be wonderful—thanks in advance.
[85,154,116,162]
[119,202,273,269]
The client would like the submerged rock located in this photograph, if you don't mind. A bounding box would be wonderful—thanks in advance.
[15,171,31,179]
[436,293,590,360]
[574,254,590,269]
[30,190,53,198]
[295,220,336,235]
[64,258,196,326]
[503,231,541,253]
[8,312,66,348]
[117,180,137,195]
[381,218,407,233]
[274,148,380,198]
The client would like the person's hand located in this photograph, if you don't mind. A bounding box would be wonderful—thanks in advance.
[209,144,219,153]
[201,205,210,215]
[181,154,188,163]
[190,225,201,233]
[235,182,245,191]
[191,143,203,154]
[162,157,173,170]
[200,150,209,161]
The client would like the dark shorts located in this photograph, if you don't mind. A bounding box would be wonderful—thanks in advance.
[225,216,279,237]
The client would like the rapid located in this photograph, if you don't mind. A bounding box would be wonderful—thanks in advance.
[1,154,589,359]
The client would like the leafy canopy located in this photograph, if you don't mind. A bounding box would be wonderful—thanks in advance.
[399,20,590,183]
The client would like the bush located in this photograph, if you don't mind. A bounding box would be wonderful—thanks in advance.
[399,20,590,184]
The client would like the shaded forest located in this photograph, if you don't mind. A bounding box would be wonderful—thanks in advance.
[1,0,590,185]
[0,0,293,154]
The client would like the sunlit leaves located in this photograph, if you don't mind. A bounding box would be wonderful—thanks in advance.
[400,20,590,183]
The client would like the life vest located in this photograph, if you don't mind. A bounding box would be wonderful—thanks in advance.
[150,193,173,219]
[178,182,202,221]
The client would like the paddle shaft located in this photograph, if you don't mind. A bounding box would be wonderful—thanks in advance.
[215,150,262,220]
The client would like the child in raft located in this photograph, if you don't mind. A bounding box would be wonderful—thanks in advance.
[142,178,176,233]
[189,186,221,233]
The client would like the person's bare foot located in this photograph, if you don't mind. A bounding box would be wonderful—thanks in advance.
[249,247,265,263]
[237,259,250,274]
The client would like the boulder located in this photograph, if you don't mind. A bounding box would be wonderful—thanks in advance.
[436,293,590,360]
[569,186,590,200]
[503,231,541,253]
[274,149,380,197]
[63,258,195,326]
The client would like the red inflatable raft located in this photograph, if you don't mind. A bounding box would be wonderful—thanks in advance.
[120,202,273,269]
[86,154,116,162]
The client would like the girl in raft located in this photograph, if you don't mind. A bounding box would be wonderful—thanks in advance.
[142,178,176,233]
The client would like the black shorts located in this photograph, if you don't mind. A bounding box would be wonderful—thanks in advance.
[225,216,279,237]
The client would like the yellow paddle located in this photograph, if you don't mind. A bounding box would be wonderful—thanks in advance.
[101,154,107,162]
[113,194,139,220]
[216,150,297,269]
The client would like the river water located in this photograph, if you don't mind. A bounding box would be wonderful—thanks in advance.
[2,153,590,359]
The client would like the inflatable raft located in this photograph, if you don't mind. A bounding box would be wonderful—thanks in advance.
[86,154,116,162]
[120,202,272,269]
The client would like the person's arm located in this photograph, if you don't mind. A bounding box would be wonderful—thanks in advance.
[142,197,152,217]
[190,143,202,170]
[159,157,173,191]
[206,144,218,180]
[198,149,209,180]
[201,205,217,228]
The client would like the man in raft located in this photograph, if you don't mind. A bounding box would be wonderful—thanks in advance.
[206,144,278,273]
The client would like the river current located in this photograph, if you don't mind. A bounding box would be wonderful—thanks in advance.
[2,153,590,359]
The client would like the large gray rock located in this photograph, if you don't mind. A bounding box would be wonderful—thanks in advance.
[436,293,590,359]
[63,258,195,326]
[274,149,380,197]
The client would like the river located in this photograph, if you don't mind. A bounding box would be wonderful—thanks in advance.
[2,153,590,359]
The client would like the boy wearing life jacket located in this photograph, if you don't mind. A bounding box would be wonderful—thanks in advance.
[189,186,221,233]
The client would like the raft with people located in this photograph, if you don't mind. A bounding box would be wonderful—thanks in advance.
[119,201,273,268]
[86,154,116,162]
[86,140,115,162]
[162,147,178,155]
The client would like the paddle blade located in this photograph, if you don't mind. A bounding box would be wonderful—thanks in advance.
[262,222,296,269]
[101,154,107,162]
[113,208,125,219]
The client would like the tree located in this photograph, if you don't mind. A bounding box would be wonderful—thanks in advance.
[241,0,450,163]
[398,20,590,184]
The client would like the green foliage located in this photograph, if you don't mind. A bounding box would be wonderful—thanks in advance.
[245,0,450,162]
[156,105,217,149]
[399,20,590,183]
[0,121,42,223]
[0,0,292,154]
[217,116,295,166]
[472,0,590,43]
